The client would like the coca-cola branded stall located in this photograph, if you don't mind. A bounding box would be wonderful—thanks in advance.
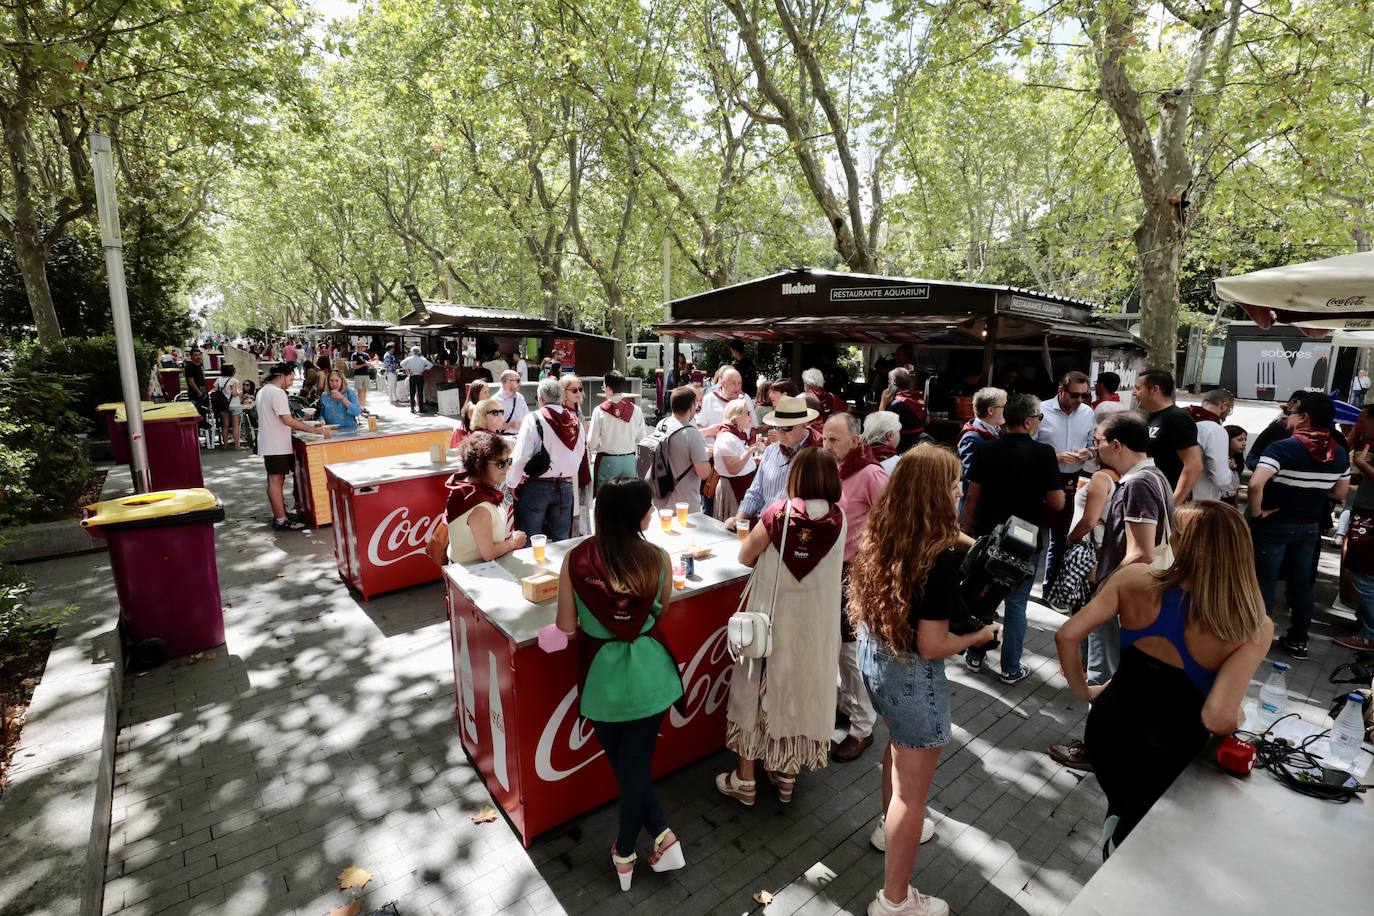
[445,513,749,846]
[325,453,455,599]
[291,421,454,526]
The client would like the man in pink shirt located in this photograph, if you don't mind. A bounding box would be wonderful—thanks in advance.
[822,412,887,762]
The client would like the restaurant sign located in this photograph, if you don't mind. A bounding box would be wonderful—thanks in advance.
[829,285,930,302]
[1007,295,1088,323]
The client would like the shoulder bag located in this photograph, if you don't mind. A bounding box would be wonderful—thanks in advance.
[727,501,791,660]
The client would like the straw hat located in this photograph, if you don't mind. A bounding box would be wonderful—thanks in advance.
[763,395,819,428]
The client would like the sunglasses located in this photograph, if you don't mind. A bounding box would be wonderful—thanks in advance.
[567,387,583,393]
[495,458,512,469]
[1032,413,1045,420]
[1063,390,1091,400]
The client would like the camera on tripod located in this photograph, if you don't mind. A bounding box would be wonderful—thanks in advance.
[950,516,1039,643]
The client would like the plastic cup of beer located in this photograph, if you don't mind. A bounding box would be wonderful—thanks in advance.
[675,501,689,525]
[367,414,378,432]
[737,518,750,541]
[531,534,547,565]
[672,563,686,590]
[659,509,673,532]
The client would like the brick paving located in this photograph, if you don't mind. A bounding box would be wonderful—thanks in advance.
[23,397,1368,916]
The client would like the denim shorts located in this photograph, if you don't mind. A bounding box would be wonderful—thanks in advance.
[858,635,951,750]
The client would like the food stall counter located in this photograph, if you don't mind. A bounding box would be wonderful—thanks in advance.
[291,421,455,526]
[444,512,748,845]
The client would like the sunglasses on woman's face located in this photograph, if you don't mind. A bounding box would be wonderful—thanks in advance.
[567,387,583,393]
[495,458,512,469]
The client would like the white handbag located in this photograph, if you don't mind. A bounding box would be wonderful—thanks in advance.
[727,502,791,660]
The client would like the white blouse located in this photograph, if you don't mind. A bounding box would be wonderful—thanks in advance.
[448,502,508,564]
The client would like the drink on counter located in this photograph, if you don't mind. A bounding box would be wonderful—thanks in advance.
[367,414,378,432]
[531,534,548,565]
[675,501,689,525]
[659,508,673,532]
[672,563,686,590]
[737,518,750,541]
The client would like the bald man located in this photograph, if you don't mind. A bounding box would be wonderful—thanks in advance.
[696,366,751,439]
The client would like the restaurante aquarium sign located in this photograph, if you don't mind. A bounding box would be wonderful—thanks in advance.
[828,285,930,302]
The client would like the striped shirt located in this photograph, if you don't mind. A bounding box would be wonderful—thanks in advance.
[1257,437,1350,523]
[738,442,798,520]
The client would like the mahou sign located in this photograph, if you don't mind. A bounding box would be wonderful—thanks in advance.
[446,572,744,846]
[327,465,452,599]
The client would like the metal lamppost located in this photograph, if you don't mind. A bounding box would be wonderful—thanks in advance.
[91,131,151,493]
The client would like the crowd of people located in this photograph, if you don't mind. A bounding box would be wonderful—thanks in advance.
[225,333,1369,913]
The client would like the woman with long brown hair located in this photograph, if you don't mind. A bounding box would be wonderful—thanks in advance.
[460,378,490,431]
[554,478,685,891]
[849,444,999,916]
[717,447,846,808]
[1055,500,1271,858]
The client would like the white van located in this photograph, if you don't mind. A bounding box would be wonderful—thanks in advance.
[626,341,697,376]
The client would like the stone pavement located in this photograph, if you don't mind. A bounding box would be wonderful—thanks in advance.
[19,394,1369,916]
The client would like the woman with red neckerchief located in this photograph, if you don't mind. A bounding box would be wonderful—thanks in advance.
[445,432,527,563]
[712,399,761,521]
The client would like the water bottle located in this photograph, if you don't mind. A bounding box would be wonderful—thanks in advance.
[1256,661,1290,731]
[1325,693,1367,773]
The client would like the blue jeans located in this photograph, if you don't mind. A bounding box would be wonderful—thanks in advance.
[517,478,573,541]
[966,569,1034,676]
[1252,519,1320,643]
[1349,569,1374,640]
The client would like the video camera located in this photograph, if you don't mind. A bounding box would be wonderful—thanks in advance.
[951,516,1040,646]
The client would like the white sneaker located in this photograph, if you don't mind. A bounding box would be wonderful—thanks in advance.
[869,815,936,851]
[867,886,949,916]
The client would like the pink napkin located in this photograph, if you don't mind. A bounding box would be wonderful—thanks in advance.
[538,623,570,653]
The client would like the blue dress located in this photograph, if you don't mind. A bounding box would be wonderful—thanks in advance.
[320,388,362,430]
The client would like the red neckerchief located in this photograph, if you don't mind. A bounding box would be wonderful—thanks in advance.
[891,390,926,429]
[960,419,999,441]
[807,418,826,440]
[599,398,634,422]
[1292,427,1338,463]
[762,497,843,581]
[838,444,880,481]
[567,538,657,640]
[444,475,503,521]
[1185,405,1223,424]
[712,388,735,403]
[541,406,581,451]
[870,442,896,462]
[718,422,748,444]
[1093,393,1120,408]
[807,387,832,419]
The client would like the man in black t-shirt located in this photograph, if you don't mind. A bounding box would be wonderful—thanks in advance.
[960,393,1065,684]
[1133,367,1202,506]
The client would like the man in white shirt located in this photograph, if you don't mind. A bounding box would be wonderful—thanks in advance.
[507,377,587,541]
[588,370,646,490]
[1352,368,1370,407]
[1092,371,1129,420]
[481,349,509,383]
[695,366,751,438]
[493,370,530,432]
[1035,371,1097,587]
[515,355,529,381]
[256,363,324,531]
[1189,388,1236,501]
[862,411,902,475]
[399,346,433,414]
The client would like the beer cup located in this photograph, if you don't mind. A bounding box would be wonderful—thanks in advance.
[737,518,750,541]
[672,563,686,590]
[675,501,689,525]
[659,509,673,532]
[531,534,547,565]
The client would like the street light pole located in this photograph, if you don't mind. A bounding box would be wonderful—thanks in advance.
[91,131,151,493]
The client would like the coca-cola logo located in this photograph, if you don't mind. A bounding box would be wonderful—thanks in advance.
[534,626,733,782]
[1327,296,1367,309]
[366,506,444,567]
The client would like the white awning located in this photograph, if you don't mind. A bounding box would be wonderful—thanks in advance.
[1214,250,1374,328]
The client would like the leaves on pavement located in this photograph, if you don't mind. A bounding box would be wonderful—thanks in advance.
[337,865,372,890]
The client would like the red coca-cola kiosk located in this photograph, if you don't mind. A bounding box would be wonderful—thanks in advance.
[326,453,453,599]
[444,514,748,846]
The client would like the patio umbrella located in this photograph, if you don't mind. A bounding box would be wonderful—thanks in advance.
[1214,250,1374,331]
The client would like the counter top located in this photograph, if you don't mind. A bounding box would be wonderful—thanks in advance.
[445,512,749,645]
[325,450,461,487]
[293,419,453,445]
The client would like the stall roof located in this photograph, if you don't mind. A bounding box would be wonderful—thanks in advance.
[656,269,1140,349]
[322,318,395,333]
[396,301,553,335]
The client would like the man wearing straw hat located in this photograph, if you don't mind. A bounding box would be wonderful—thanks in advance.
[730,394,820,529]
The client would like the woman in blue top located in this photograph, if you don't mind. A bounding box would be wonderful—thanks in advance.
[319,369,363,431]
[1056,500,1272,858]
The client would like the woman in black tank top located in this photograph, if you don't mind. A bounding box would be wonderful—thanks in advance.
[1055,501,1272,858]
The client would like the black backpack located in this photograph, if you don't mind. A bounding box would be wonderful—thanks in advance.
[209,381,231,415]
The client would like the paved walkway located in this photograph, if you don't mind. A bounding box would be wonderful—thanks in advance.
[21,394,1367,916]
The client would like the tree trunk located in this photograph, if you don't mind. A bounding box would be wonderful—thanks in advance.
[1135,207,1183,371]
[608,290,626,372]
[1,85,64,346]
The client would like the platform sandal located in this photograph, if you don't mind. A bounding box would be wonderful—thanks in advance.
[765,770,795,803]
[649,828,686,873]
[715,769,757,806]
[612,845,636,892]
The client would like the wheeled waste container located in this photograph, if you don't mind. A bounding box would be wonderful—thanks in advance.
[97,401,156,464]
[82,488,226,662]
[112,402,204,489]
